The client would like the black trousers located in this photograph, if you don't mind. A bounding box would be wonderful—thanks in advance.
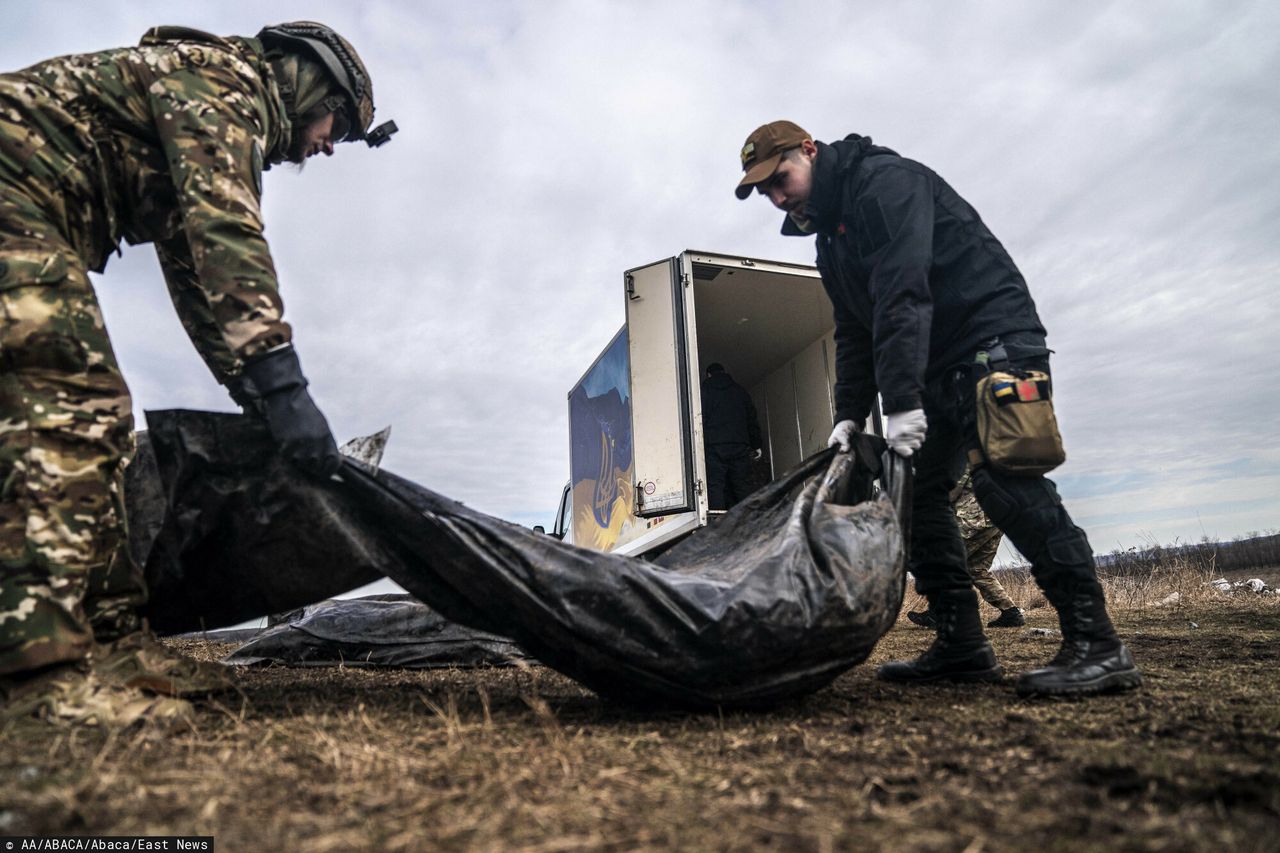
[706,444,756,511]
[909,351,1103,607]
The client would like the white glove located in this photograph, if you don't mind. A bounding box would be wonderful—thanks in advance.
[827,419,858,452]
[885,408,928,457]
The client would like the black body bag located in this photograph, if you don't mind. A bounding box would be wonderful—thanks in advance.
[133,411,909,708]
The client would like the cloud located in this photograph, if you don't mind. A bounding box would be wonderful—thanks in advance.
[11,0,1278,548]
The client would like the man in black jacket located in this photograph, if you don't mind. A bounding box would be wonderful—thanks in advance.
[701,363,763,510]
[734,121,1139,697]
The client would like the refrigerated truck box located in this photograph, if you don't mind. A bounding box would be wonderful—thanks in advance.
[551,250,882,557]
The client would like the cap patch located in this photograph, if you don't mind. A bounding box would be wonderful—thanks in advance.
[740,141,756,167]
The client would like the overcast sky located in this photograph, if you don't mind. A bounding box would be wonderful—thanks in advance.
[9,1,1278,564]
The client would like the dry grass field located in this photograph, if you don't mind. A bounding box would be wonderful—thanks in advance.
[2,563,1277,852]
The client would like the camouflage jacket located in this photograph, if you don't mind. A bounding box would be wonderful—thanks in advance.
[0,26,295,378]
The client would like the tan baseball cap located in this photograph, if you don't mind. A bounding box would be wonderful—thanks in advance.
[735,120,811,199]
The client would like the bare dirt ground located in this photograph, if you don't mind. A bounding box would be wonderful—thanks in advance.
[2,580,1277,852]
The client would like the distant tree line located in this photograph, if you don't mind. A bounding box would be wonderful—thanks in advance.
[1097,531,1280,577]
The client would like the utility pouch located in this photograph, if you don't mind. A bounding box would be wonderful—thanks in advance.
[972,369,1065,475]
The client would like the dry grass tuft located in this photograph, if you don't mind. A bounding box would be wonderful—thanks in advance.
[901,550,1279,625]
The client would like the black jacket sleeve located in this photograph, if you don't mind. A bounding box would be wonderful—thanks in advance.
[830,297,877,429]
[854,163,935,414]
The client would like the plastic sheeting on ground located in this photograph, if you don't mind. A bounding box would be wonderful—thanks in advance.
[134,410,909,708]
[221,595,526,669]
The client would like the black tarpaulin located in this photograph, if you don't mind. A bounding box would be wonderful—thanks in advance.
[222,595,526,669]
[129,416,387,635]
[135,410,909,708]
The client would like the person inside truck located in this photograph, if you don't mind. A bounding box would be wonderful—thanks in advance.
[0,21,395,725]
[733,120,1139,698]
[700,363,764,511]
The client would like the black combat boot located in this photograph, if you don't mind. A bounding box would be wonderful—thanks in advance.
[879,590,1002,684]
[987,606,1025,628]
[1015,584,1141,697]
[906,608,937,629]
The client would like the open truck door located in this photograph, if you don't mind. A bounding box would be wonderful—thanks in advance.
[624,258,697,518]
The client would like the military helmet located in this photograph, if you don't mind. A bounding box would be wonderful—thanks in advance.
[257,21,395,147]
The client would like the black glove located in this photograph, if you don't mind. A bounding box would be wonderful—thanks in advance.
[223,375,260,412]
[239,345,341,477]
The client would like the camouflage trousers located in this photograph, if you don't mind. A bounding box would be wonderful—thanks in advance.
[955,478,1016,612]
[0,193,146,678]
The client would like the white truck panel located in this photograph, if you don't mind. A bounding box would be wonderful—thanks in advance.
[794,335,836,458]
[625,259,695,517]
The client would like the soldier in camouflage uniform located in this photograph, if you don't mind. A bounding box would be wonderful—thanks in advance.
[907,466,1026,630]
[0,22,394,721]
